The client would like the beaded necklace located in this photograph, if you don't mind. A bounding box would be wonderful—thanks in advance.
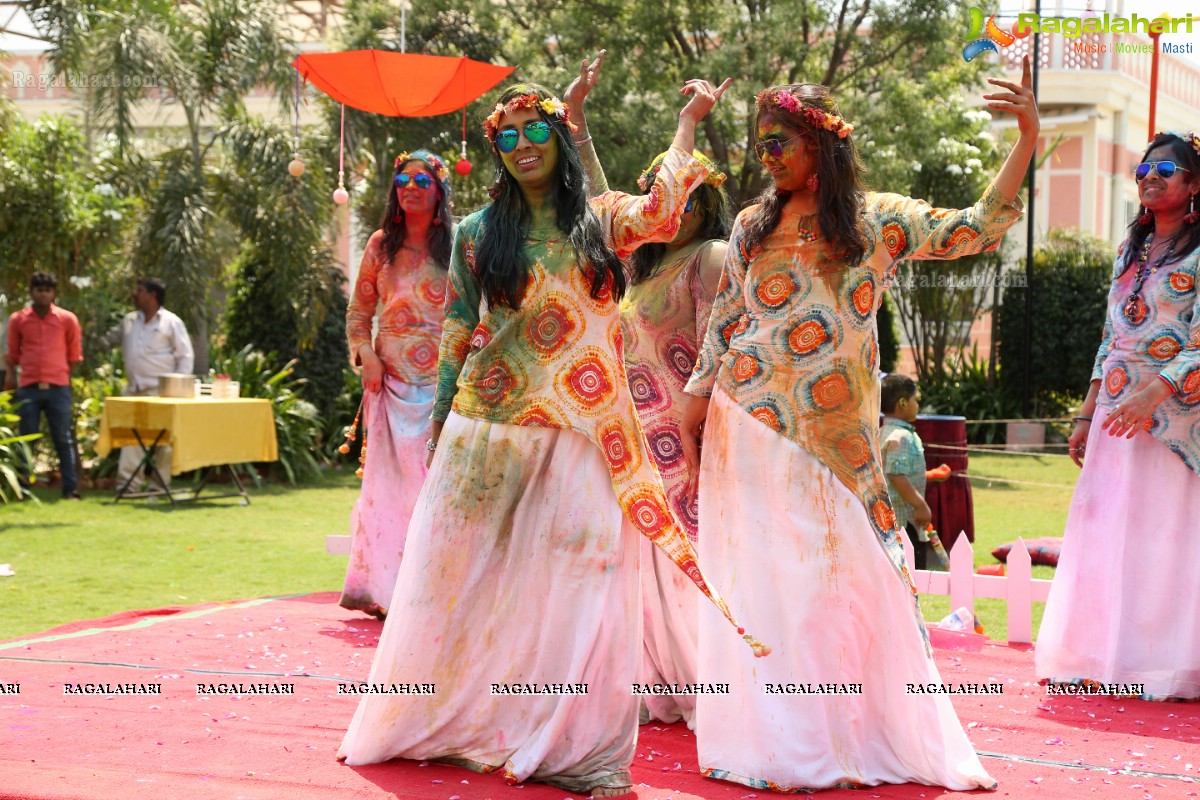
[1123,233,1176,321]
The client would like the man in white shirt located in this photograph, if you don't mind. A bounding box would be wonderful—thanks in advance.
[113,277,194,492]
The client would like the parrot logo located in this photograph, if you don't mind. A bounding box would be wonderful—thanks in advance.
[963,6,1031,61]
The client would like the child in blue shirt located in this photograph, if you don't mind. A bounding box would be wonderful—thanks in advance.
[879,374,949,569]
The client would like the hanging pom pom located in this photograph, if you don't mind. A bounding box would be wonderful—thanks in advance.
[337,443,350,455]
[355,466,364,479]
[744,634,771,658]
[288,158,305,177]
[333,187,349,204]
[455,158,472,176]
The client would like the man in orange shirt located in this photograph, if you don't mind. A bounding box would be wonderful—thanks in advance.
[3,272,83,499]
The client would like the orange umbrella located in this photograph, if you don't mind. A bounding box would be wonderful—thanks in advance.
[292,51,514,117]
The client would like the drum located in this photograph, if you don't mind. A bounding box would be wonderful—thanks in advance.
[913,414,974,554]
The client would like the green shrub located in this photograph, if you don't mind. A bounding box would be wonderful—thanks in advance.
[73,349,125,478]
[920,346,1023,445]
[222,250,350,430]
[0,390,39,503]
[877,292,901,374]
[996,229,1114,415]
[209,345,324,484]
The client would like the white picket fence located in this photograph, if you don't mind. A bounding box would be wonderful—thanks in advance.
[326,532,1053,643]
[903,534,1052,644]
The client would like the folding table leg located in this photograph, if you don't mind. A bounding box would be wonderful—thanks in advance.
[115,429,169,503]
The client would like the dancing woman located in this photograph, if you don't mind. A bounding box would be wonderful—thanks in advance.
[622,151,732,727]
[340,149,453,619]
[679,59,1039,791]
[338,77,754,797]
[1037,130,1200,701]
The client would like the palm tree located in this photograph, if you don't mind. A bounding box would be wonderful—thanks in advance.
[27,0,304,371]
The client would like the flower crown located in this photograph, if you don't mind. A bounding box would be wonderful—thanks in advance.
[394,150,450,183]
[637,151,728,193]
[1156,130,1200,157]
[483,93,577,140]
[766,89,854,139]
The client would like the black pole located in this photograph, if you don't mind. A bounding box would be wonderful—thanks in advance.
[1021,7,1041,420]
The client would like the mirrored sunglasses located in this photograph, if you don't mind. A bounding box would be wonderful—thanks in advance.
[495,121,554,154]
[1134,161,1192,181]
[754,134,806,161]
[394,172,433,189]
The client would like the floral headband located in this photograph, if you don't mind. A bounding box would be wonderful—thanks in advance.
[1156,130,1200,156]
[394,149,451,184]
[637,150,728,192]
[483,92,577,140]
[764,89,855,139]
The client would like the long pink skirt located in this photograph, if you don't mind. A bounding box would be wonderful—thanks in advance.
[694,388,996,792]
[1036,406,1200,700]
[337,412,641,792]
[339,377,433,616]
[639,537,699,726]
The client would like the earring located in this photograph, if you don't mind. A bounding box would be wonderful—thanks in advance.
[432,217,443,226]
[1185,194,1199,225]
[806,173,819,192]
[1138,206,1153,226]
[392,213,402,223]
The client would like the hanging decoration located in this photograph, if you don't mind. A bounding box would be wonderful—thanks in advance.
[291,50,514,195]
[288,69,305,177]
[333,103,349,204]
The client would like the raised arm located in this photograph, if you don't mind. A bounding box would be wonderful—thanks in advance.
[592,78,732,258]
[563,50,609,197]
[984,55,1040,205]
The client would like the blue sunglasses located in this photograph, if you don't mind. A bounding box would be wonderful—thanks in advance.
[495,121,554,154]
[394,173,433,189]
[1134,161,1191,181]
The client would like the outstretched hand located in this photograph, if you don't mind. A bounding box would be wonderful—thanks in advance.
[983,55,1039,137]
[679,77,733,124]
[564,50,606,111]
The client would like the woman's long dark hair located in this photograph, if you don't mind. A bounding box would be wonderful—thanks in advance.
[1122,132,1200,273]
[740,84,868,265]
[629,181,733,284]
[379,152,453,269]
[474,83,625,309]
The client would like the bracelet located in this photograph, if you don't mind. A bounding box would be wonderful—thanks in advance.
[425,438,437,452]
[573,135,593,146]
[1072,416,1092,424]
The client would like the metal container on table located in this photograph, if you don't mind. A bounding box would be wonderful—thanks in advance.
[158,373,195,398]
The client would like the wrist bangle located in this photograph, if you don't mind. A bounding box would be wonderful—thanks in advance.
[425,438,437,452]
[1072,416,1092,424]
[573,135,593,146]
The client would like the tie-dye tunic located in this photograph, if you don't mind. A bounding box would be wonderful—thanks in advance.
[619,241,723,537]
[434,147,747,632]
[1091,244,1200,475]
[685,186,1023,587]
[347,232,447,384]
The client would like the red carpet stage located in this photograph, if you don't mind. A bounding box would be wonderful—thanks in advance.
[2,593,1198,799]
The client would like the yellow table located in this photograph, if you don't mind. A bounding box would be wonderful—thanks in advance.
[97,397,278,505]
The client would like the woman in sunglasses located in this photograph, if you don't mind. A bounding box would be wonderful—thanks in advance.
[339,78,747,797]
[678,59,1039,793]
[339,149,454,620]
[1037,130,1200,701]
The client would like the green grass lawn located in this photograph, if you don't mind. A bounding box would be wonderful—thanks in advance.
[0,469,359,640]
[0,453,1079,643]
[919,451,1079,641]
